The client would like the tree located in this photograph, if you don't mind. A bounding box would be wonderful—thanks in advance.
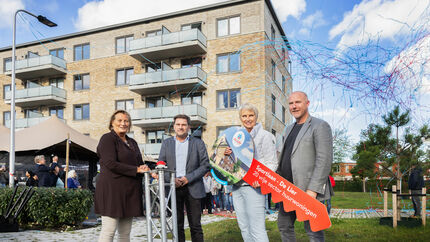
[332,128,353,175]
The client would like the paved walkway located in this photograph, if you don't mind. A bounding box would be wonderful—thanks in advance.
[1,209,428,241]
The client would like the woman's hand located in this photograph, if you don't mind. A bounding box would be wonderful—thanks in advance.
[137,165,150,173]
[224,147,233,156]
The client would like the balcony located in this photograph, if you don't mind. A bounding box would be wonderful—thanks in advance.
[129,66,207,95]
[138,143,162,157]
[130,104,207,128]
[4,55,67,79]
[129,28,207,62]
[5,86,67,107]
[4,116,55,129]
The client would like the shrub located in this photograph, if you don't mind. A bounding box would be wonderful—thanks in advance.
[0,187,93,228]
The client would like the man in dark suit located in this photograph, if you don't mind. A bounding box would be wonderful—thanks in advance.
[277,91,333,242]
[158,114,210,242]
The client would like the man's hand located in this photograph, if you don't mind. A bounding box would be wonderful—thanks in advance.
[179,176,189,186]
[137,165,150,173]
[251,181,260,188]
[306,190,317,199]
[224,147,232,156]
[175,178,183,188]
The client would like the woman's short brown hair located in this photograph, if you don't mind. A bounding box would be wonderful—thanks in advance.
[109,110,132,132]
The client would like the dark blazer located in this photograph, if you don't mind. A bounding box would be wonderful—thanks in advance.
[277,116,334,201]
[95,130,145,218]
[34,164,55,187]
[158,136,210,199]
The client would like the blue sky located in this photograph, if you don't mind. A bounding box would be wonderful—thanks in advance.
[1,0,429,151]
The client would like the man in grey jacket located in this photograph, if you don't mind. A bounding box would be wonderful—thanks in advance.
[277,91,333,242]
[158,114,210,242]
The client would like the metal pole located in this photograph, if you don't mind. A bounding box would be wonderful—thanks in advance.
[158,169,167,242]
[171,171,178,242]
[144,172,153,241]
[9,10,18,187]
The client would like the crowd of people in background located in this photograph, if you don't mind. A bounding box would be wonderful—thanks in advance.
[201,172,235,214]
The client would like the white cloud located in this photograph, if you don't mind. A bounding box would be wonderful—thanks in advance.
[0,0,24,29]
[298,10,327,37]
[313,107,355,120]
[75,0,231,30]
[329,0,430,49]
[271,0,306,22]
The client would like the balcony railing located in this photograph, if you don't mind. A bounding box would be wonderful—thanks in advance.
[5,86,67,107]
[130,104,207,128]
[129,28,207,61]
[4,55,67,79]
[138,143,162,156]
[4,116,64,129]
[129,66,207,94]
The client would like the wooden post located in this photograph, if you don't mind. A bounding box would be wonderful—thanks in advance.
[65,133,70,189]
[384,190,388,217]
[422,187,427,226]
[392,185,397,228]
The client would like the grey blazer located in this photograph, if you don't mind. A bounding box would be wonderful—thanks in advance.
[277,116,334,201]
[158,136,210,199]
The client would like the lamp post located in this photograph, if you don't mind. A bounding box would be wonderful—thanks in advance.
[9,10,57,187]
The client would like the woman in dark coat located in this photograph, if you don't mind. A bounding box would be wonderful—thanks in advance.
[95,110,149,242]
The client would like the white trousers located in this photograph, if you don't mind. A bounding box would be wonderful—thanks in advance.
[98,216,133,242]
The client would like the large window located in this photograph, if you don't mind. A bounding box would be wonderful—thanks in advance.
[181,92,202,105]
[271,25,276,41]
[181,22,202,31]
[146,63,161,72]
[3,57,11,71]
[271,60,276,80]
[272,95,276,114]
[3,85,10,99]
[217,16,240,37]
[74,74,90,90]
[146,96,170,108]
[116,35,133,54]
[217,89,240,109]
[181,57,202,68]
[146,30,162,37]
[74,43,90,61]
[74,104,90,120]
[49,106,64,119]
[217,52,240,73]
[24,109,38,118]
[282,106,286,123]
[49,78,64,88]
[115,99,134,111]
[116,68,134,85]
[282,76,286,93]
[3,111,10,125]
[50,48,64,59]
[217,126,234,136]
[147,130,165,143]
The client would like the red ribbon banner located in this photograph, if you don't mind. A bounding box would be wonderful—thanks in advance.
[243,159,331,232]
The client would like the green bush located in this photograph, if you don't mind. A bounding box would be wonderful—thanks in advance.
[333,179,410,193]
[0,187,93,228]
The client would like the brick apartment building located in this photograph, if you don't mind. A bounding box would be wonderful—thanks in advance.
[0,0,292,159]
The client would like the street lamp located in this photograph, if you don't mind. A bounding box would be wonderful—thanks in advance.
[9,10,57,187]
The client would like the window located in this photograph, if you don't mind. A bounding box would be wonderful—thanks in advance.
[24,109,39,118]
[3,85,11,99]
[282,47,286,63]
[147,130,165,143]
[334,165,340,173]
[282,76,286,92]
[146,63,162,72]
[146,30,162,37]
[272,95,276,114]
[282,106,286,123]
[181,92,202,105]
[271,25,276,41]
[217,89,240,109]
[49,78,64,88]
[345,165,350,173]
[25,80,39,89]
[181,22,202,31]
[181,57,202,68]
[25,51,39,59]
[116,68,134,85]
[50,106,64,119]
[146,96,171,108]
[116,35,133,54]
[217,126,234,137]
[74,43,90,61]
[74,74,90,90]
[3,111,11,125]
[74,104,90,120]
[217,52,240,73]
[271,60,276,80]
[115,99,134,111]
[271,129,276,136]
[50,48,64,59]
[3,57,12,71]
[217,16,240,36]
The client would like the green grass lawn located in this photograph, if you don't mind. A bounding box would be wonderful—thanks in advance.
[183,218,430,241]
[331,191,429,210]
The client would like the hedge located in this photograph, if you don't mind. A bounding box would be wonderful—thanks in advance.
[0,187,93,228]
[333,179,410,193]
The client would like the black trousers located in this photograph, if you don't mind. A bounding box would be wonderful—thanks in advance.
[176,185,204,242]
[201,192,213,212]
